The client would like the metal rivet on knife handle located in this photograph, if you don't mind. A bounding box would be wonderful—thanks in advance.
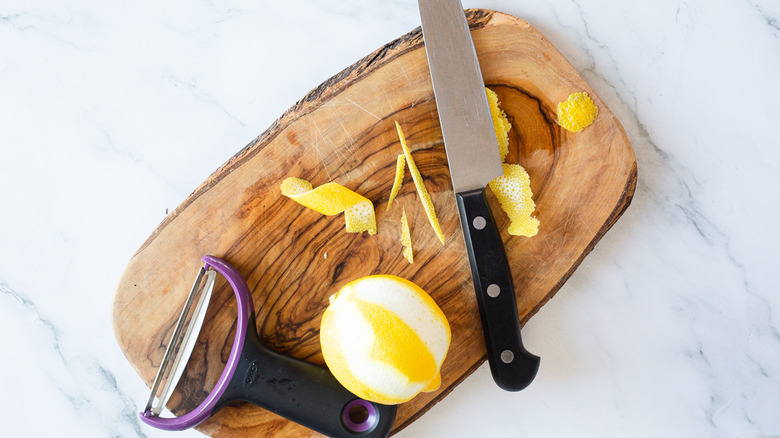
[473,216,487,230]
[501,350,515,364]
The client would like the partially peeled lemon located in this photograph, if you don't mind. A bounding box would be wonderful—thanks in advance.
[320,275,450,405]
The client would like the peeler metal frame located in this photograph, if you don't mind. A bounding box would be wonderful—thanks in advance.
[140,255,397,437]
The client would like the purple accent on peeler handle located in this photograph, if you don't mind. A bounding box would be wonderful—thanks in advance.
[139,255,254,431]
[341,399,378,433]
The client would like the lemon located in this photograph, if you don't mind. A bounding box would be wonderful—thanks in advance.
[320,275,450,405]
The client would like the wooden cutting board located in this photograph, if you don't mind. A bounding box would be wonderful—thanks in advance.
[112,9,636,437]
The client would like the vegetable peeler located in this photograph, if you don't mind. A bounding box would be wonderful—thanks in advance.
[140,255,397,437]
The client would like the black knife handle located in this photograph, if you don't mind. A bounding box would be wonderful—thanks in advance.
[214,315,397,437]
[455,188,540,391]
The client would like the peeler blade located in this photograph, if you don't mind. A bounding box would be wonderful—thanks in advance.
[144,267,217,416]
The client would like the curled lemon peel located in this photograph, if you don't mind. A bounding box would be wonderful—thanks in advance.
[488,164,539,237]
[280,177,377,235]
[400,208,413,264]
[395,121,445,244]
[557,92,598,133]
[386,154,406,211]
[280,177,313,197]
[486,87,511,161]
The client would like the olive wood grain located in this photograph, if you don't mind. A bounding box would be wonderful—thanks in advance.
[112,9,636,437]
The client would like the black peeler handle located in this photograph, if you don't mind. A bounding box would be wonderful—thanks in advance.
[455,188,540,391]
[214,314,397,438]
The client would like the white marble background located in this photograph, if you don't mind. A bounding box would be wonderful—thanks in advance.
[1,0,779,436]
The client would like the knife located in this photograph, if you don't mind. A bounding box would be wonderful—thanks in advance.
[418,0,540,391]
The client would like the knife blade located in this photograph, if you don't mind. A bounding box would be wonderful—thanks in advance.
[418,0,540,391]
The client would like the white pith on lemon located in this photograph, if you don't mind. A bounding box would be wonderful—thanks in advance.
[320,275,450,405]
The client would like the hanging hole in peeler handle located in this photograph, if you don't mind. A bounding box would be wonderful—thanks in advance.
[342,399,379,434]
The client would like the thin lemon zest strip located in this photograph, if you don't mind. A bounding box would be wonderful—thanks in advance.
[486,87,511,162]
[395,121,445,244]
[386,154,406,211]
[556,92,598,133]
[488,164,539,237]
[400,208,413,263]
[281,177,377,235]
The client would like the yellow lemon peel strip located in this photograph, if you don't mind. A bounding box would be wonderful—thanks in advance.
[483,88,540,237]
[386,154,406,211]
[400,208,413,264]
[486,87,511,161]
[359,300,437,383]
[280,177,313,197]
[488,164,539,237]
[280,177,377,235]
[395,121,445,244]
[556,92,598,133]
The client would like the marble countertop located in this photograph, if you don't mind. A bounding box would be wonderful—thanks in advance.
[2,0,778,436]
